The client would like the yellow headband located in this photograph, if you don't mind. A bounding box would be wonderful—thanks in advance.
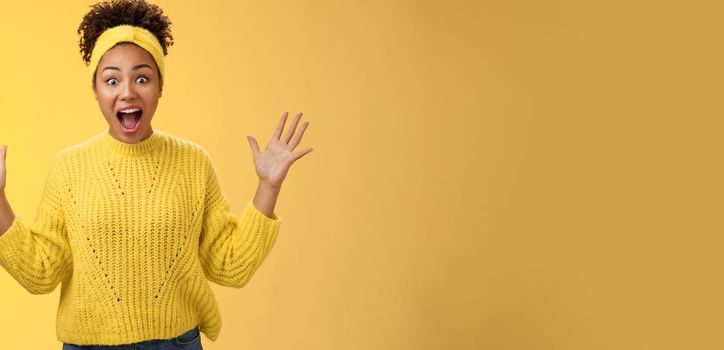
[88,25,165,85]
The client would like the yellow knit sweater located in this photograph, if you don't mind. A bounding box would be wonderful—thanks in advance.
[0,130,282,345]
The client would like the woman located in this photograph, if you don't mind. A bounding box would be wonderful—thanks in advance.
[0,0,312,348]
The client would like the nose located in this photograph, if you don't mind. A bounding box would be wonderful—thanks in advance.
[119,79,137,100]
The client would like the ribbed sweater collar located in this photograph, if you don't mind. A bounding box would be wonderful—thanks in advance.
[98,129,165,156]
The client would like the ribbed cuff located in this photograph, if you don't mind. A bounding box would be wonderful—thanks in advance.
[0,216,25,268]
[244,200,281,222]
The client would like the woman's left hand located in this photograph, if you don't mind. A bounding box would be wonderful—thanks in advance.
[247,112,313,190]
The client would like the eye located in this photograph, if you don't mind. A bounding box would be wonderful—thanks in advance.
[136,76,149,84]
[105,78,118,86]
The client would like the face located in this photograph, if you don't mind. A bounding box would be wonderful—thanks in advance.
[93,42,162,144]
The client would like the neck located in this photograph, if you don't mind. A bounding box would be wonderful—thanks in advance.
[100,129,164,156]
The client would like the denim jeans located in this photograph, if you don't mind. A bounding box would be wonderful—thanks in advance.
[61,326,202,350]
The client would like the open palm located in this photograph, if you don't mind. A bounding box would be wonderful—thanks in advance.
[246,112,313,189]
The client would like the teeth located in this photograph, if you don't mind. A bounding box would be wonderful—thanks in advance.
[120,108,141,113]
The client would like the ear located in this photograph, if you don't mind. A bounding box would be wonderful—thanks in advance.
[92,75,98,100]
[91,70,100,100]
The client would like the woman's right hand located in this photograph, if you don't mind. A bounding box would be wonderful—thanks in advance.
[0,145,6,194]
[0,144,13,235]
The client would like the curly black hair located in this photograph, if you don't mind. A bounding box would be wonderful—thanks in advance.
[78,0,174,87]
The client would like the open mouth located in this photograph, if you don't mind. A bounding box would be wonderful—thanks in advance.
[116,108,143,133]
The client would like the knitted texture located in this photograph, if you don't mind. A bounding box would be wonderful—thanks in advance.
[0,130,282,345]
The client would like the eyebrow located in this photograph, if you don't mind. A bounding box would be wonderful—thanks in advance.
[101,64,153,72]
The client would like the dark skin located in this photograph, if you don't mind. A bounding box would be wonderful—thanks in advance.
[93,42,160,144]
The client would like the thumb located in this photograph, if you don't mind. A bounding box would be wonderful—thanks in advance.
[247,136,260,154]
[0,145,6,183]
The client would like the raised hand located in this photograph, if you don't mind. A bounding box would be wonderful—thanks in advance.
[0,145,7,194]
[246,112,313,189]
[0,144,14,235]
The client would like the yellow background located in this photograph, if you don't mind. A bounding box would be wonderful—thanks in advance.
[0,0,722,349]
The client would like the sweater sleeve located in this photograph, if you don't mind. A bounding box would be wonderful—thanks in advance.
[197,151,281,288]
[0,154,73,294]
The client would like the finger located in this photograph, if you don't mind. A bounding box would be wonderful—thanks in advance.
[271,112,289,141]
[247,136,261,155]
[291,147,313,163]
[282,112,303,145]
[288,120,310,151]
